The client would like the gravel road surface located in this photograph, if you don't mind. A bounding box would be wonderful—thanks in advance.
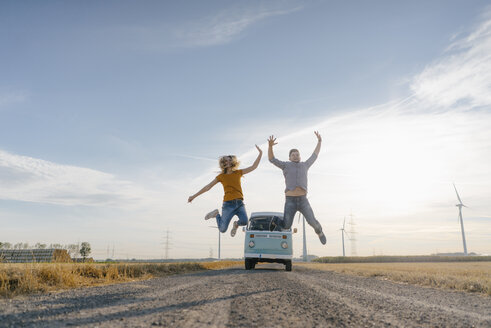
[1,264,490,327]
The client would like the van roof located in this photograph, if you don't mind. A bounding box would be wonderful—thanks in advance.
[250,212,283,218]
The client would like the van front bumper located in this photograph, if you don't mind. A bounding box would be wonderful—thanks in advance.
[244,253,292,260]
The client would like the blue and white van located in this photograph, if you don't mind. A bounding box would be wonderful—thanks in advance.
[243,212,297,271]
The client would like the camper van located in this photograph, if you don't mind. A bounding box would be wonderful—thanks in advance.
[243,212,296,271]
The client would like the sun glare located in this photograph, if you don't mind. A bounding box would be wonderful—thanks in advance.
[336,112,453,216]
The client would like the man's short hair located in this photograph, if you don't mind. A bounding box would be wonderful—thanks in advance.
[289,149,299,157]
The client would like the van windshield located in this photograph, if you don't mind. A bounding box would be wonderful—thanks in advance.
[248,216,284,231]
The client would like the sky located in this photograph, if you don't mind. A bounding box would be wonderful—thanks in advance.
[1,0,490,260]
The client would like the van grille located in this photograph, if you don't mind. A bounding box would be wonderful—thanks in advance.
[254,234,282,239]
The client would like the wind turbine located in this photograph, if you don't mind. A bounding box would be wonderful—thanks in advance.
[340,217,349,257]
[208,226,221,260]
[453,183,468,255]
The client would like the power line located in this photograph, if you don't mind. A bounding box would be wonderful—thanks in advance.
[348,211,357,256]
[161,230,172,259]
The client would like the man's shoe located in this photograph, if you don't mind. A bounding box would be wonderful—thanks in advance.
[205,209,219,220]
[270,216,281,231]
[231,221,239,237]
[317,231,327,245]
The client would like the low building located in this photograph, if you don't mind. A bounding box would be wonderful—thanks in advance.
[0,249,72,263]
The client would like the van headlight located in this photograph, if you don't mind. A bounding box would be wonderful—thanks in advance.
[248,241,255,248]
[281,241,288,249]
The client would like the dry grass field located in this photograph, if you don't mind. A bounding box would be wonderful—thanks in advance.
[0,261,241,298]
[298,262,491,295]
[2,260,489,298]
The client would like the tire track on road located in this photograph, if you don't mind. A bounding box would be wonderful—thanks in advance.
[288,267,491,328]
[228,268,365,327]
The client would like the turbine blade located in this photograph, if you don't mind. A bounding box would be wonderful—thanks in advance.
[343,217,346,230]
[453,183,464,205]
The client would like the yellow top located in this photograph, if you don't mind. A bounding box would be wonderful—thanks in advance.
[216,170,244,202]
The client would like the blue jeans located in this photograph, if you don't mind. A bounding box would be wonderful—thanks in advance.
[216,199,248,233]
[279,195,323,234]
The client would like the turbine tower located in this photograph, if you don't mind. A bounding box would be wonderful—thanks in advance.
[209,226,221,260]
[340,217,349,257]
[453,183,468,255]
[298,213,307,262]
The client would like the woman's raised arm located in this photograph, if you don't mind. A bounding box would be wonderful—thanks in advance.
[242,145,263,175]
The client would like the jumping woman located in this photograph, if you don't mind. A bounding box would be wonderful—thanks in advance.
[188,145,262,237]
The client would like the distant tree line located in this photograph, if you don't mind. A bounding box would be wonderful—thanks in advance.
[0,242,91,260]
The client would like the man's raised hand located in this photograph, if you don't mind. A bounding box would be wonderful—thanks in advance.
[268,135,278,147]
[314,131,322,142]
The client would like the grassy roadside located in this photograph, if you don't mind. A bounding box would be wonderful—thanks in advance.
[314,255,491,263]
[297,262,491,296]
[0,261,241,298]
[3,260,488,298]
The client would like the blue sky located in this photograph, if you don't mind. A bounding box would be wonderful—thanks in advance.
[1,0,490,259]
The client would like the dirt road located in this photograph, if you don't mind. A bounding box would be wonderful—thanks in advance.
[1,264,490,327]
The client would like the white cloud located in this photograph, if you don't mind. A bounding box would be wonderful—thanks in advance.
[411,7,491,108]
[0,90,27,108]
[0,149,160,208]
[173,153,217,163]
[101,4,301,53]
[173,5,302,47]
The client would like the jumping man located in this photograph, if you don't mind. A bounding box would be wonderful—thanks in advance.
[268,132,326,244]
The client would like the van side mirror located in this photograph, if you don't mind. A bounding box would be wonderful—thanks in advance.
[293,228,298,233]
[242,227,246,232]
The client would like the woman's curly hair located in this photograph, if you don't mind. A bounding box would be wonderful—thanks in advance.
[219,155,240,174]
